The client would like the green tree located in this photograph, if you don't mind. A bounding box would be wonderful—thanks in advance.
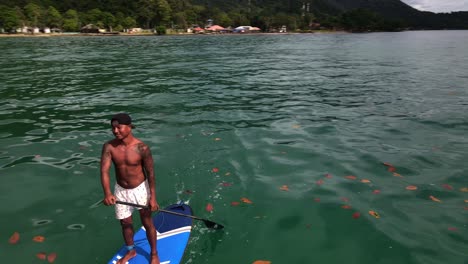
[85,8,104,26]
[62,9,80,32]
[172,12,187,29]
[24,3,43,27]
[0,6,20,32]
[45,6,62,28]
[101,11,115,31]
[155,0,172,26]
[138,0,157,28]
[122,16,137,29]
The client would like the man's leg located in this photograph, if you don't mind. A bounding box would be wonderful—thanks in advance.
[140,208,159,264]
[117,216,137,264]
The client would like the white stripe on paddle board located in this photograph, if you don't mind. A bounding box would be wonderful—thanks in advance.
[112,255,170,264]
[140,226,192,240]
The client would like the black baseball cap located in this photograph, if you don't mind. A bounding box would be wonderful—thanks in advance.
[111,113,135,128]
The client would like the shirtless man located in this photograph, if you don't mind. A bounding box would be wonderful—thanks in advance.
[100,113,160,264]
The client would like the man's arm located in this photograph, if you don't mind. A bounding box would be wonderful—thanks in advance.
[140,143,159,211]
[100,143,115,205]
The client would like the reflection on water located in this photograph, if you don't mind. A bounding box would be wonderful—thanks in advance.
[0,31,467,264]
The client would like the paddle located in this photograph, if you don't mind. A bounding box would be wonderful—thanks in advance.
[115,201,224,230]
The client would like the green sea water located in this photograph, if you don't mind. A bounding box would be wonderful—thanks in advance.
[0,31,467,264]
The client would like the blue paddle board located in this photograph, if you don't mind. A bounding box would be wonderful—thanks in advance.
[108,204,193,264]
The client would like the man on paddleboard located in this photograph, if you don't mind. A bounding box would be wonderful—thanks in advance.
[100,113,160,264]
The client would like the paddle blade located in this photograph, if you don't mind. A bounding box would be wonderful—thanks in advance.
[204,220,224,230]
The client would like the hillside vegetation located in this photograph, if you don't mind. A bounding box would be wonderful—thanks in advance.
[1,0,467,33]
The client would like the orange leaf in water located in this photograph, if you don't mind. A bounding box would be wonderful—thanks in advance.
[214,137,221,141]
[388,166,396,172]
[32,236,45,243]
[212,167,219,173]
[253,261,271,264]
[393,173,403,177]
[352,212,361,219]
[221,182,232,187]
[442,184,453,190]
[314,198,321,202]
[47,252,57,263]
[460,187,468,192]
[406,185,418,191]
[9,232,20,244]
[345,175,357,180]
[205,203,213,212]
[231,201,240,206]
[325,173,332,179]
[373,190,381,194]
[369,210,380,218]
[241,197,253,204]
[464,200,468,203]
[447,227,458,232]
[361,179,371,183]
[280,185,289,191]
[316,179,324,185]
[341,197,349,203]
[429,195,441,202]
[36,252,47,260]
[383,162,393,167]
[341,205,352,209]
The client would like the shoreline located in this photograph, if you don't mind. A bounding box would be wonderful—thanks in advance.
[0,31,346,38]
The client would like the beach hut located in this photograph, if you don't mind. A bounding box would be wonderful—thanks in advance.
[193,27,204,33]
[81,24,100,33]
[206,25,225,32]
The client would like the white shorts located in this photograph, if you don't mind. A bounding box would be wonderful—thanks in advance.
[114,181,150,220]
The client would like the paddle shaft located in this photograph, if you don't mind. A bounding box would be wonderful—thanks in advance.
[115,200,206,222]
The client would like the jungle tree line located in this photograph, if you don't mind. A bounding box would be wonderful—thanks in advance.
[0,0,440,33]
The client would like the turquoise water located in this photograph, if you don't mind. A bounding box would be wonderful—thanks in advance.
[0,31,467,264]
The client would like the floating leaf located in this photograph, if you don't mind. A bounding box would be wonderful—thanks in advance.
[429,195,441,202]
[36,252,47,260]
[393,173,403,177]
[241,197,253,204]
[388,166,396,172]
[352,212,361,219]
[292,124,301,129]
[341,197,349,203]
[280,185,289,191]
[9,232,20,244]
[231,201,240,206]
[221,182,232,187]
[464,200,468,203]
[341,205,352,209]
[47,252,57,263]
[447,227,458,232]
[33,236,45,243]
[325,174,332,179]
[369,210,380,218]
[442,184,453,190]
[205,203,213,212]
[460,187,468,192]
[214,138,221,141]
[314,198,321,202]
[316,179,324,185]
[253,261,271,264]
[373,190,381,194]
[406,185,418,191]
[225,172,231,176]
[361,179,371,183]
[383,162,393,167]
[345,175,357,180]
[212,168,219,173]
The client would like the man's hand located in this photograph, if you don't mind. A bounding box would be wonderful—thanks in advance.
[149,198,159,212]
[103,195,116,206]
